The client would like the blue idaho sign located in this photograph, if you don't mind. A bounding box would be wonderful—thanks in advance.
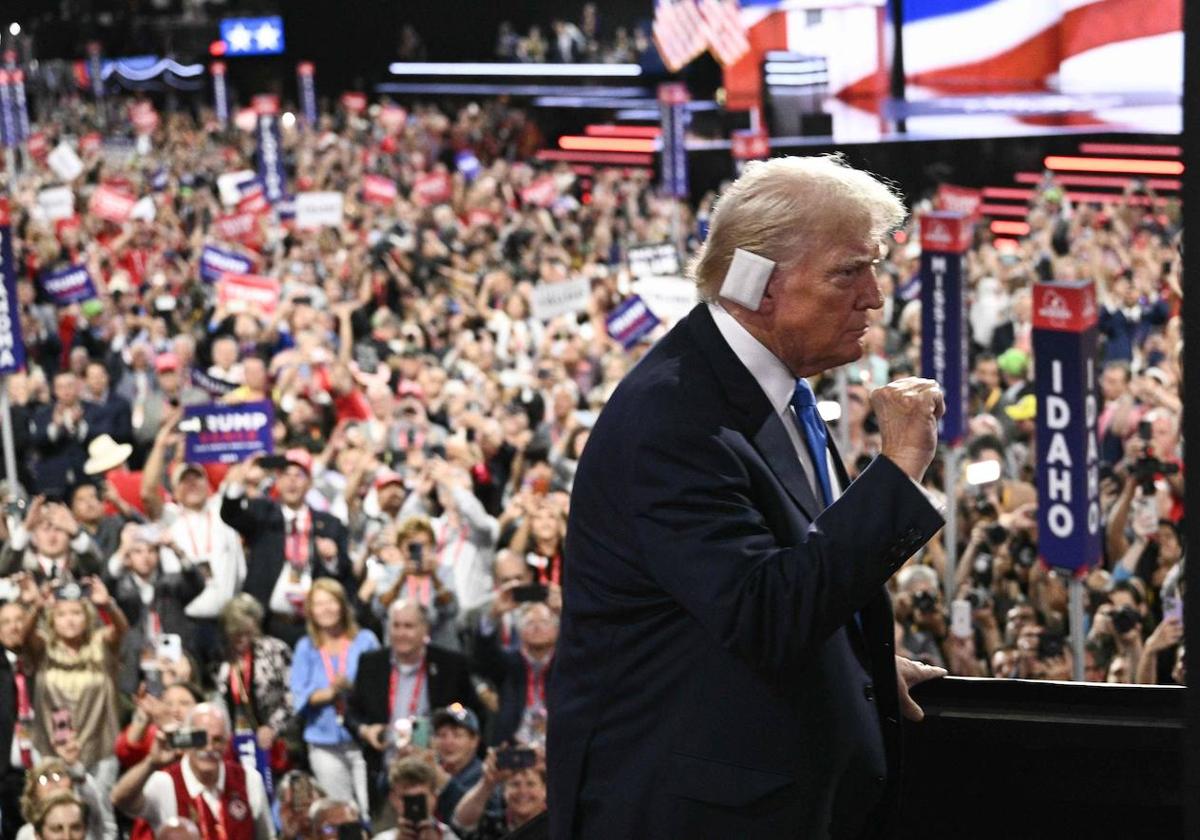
[0,199,27,374]
[1033,280,1102,575]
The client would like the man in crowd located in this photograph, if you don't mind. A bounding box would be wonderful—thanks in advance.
[29,373,100,500]
[110,702,275,838]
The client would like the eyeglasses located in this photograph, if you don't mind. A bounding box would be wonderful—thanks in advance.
[37,772,66,786]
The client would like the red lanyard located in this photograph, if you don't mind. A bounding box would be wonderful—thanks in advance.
[286,508,311,569]
[229,651,253,707]
[387,657,427,718]
[536,555,562,586]
[404,575,432,606]
[192,794,228,840]
[14,670,31,718]
[183,507,213,559]
[524,656,550,708]
[437,520,468,572]
[319,638,350,715]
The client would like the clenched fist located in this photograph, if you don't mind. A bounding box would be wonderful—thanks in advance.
[871,377,945,482]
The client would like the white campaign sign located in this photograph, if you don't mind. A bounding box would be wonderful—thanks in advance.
[37,187,75,221]
[531,276,591,323]
[632,275,697,324]
[47,143,84,182]
[295,191,345,230]
[217,170,257,207]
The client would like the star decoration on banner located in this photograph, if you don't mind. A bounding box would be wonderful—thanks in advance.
[255,22,281,52]
[226,23,253,53]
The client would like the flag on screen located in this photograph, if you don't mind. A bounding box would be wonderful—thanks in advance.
[699,0,750,66]
[653,0,708,73]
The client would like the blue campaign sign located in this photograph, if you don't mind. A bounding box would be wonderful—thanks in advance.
[1033,281,1102,574]
[0,73,16,150]
[232,729,275,800]
[0,201,27,374]
[606,295,661,350]
[190,369,238,399]
[220,16,286,57]
[40,265,98,306]
[658,83,689,199]
[182,400,275,464]
[255,114,286,204]
[918,212,970,445]
[200,245,255,284]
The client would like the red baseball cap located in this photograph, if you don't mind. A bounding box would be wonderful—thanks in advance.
[154,352,181,373]
[373,468,405,491]
[284,448,314,475]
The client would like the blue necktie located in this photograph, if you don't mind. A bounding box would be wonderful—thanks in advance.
[791,378,833,508]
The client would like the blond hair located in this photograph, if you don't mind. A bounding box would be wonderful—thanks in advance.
[305,577,360,644]
[690,154,906,301]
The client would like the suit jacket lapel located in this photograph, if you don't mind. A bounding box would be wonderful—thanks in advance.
[686,305,821,523]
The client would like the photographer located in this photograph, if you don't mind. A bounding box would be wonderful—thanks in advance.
[1088,581,1149,684]
[374,758,458,840]
[0,499,103,587]
[451,752,546,840]
[374,517,459,651]
[892,566,947,670]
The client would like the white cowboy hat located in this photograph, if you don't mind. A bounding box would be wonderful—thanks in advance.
[83,434,134,475]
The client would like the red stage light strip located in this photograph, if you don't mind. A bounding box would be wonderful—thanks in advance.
[979,203,1028,218]
[536,149,655,166]
[1014,172,1181,191]
[1077,143,1182,157]
[982,187,1033,200]
[584,124,662,138]
[1043,156,1184,176]
[991,220,1030,237]
[559,135,658,153]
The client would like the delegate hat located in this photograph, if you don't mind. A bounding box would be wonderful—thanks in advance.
[373,468,405,491]
[1004,394,1037,422]
[154,352,181,373]
[432,703,480,735]
[84,434,134,475]
[284,448,314,475]
[996,348,1029,377]
[170,461,207,487]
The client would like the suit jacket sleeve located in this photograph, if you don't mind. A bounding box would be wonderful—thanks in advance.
[629,424,942,685]
[220,494,273,539]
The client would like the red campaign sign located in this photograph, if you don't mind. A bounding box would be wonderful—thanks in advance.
[237,186,270,216]
[218,273,281,317]
[362,174,398,205]
[731,130,769,161]
[936,185,983,220]
[79,133,103,154]
[341,92,367,114]
[0,197,10,226]
[252,94,280,116]
[1033,281,1097,333]
[27,132,48,160]
[129,101,159,135]
[214,211,260,244]
[378,105,407,134]
[520,175,558,208]
[412,171,452,206]
[919,211,972,253]
[234,108,258,133]
[88,185,137,223]
[466,208,499,228]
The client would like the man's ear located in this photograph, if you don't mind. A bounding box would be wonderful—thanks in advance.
[755,274,780,316]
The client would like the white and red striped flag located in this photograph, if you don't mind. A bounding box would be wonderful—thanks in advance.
[699,0,750,67]
[653,0,708,73]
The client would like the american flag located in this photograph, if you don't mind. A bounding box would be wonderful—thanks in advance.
[653,0,708,73]
[699,0,750,67]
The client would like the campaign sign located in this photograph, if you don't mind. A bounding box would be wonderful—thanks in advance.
[218,273,280,316]
[412,171,452,206]
[341,92,367,114]
[297,62,317,125]
[214,211,260,246]
[1033,280,1101,575]
[48,142,84,182]
[0,199,27,374]
[628,242,680,279]
[658,83,689,199]
[520,176,557,208]
[731,129,769,161]
[200,245,255,284]
[37,187,76,222]
[531,277,590,323]
[0,71,16,150]
[919,211,969,445]
[41,265,97,305]
[295,191,344,230]
[88,185,137,223]
[632,275,697,324]
[183,401,274,464]
[255,114,286,204]
[232,729,274,801]
[935,184,983,220]
[362,174,398,205]
[191,369,238,398]
[210,62,229,124]
[11,70,29,143]
[606,295,661,349]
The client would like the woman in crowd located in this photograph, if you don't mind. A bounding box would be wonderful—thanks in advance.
[27,791,88,840]
[375,516,459,649]
[15,756,110,840]
[452,751,548,840]
[113,682,203,770]
[290,579,380,814]
[20,578,126,800]
[212,594,295,774]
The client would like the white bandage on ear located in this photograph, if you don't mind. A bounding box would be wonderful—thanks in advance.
[719,248,776,311]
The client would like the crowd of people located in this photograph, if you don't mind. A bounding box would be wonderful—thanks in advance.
[0,80,1186,840]
[495,4,646,65]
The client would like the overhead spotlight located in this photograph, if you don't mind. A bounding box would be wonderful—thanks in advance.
[8,22,20,37]
[281,112,296,129]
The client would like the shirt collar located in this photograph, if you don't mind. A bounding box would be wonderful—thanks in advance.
[707,302,795,417]
[182,753,225,798]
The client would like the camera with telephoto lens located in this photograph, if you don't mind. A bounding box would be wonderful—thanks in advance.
[1131,420,1179,495]
[1110,605,1142,636]
[965,588,991,610]
[912,590,938,614]
[985,523,1008,547]
[1011,535,1038,568]
[971,553,993,587]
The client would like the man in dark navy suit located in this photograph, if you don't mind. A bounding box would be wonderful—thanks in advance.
[548,156,948,839]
